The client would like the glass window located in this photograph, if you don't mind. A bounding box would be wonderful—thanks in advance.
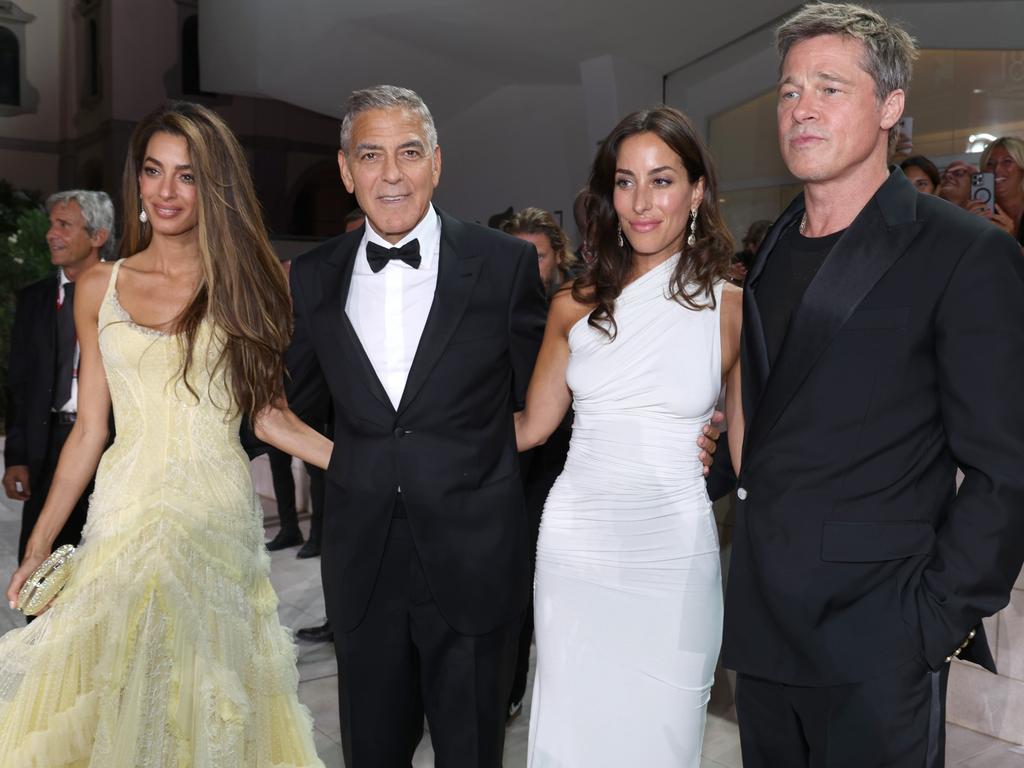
[0,26,18,106]
[87,19,99,97]
[708,49,1024,238]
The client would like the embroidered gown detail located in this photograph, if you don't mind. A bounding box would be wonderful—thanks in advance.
[0,261,323,767]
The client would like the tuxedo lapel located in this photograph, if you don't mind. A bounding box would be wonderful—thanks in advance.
[317,233,394,413]
[397,212,481,415]
[745,169,923,455]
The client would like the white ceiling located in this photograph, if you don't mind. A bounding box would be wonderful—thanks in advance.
[201,0,810,123]
[201,0,987,125]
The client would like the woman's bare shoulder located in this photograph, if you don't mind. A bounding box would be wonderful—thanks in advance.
[720,281,743,339]
[75,260,116,307]
[549,282,594,335]
[721,282,743,320]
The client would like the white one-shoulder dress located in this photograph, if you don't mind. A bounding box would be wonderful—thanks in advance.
[528,253,724,767]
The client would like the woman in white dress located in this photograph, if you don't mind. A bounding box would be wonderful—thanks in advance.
[516,107,744,767]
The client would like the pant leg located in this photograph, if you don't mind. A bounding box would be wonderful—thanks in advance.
[408,546,520,768]
[800,655,948,768]
[735,673,811,768]
[739,656,948,768]
[304,460,325,546]
[267,447,299,532]
[335,518,423,768]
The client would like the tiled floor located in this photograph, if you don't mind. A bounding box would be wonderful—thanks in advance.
[1,487,1022,765]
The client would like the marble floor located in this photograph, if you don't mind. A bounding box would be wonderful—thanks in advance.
[0,488,1022,765]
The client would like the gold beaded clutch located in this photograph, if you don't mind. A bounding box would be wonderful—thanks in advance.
[16,544,76,616]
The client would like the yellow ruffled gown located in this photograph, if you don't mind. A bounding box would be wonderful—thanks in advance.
[0,261,324,767]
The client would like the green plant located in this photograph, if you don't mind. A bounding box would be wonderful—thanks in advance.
[1,180,54,427]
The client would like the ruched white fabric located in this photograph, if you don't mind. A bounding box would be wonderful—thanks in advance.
[528,254,724,767]
[0,261,323,767]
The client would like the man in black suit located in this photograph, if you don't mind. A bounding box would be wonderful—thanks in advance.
[724,4,1024,766]
[4,190,114,578]
[285,85,547,767]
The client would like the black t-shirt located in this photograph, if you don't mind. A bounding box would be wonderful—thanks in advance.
[755,224,845,367]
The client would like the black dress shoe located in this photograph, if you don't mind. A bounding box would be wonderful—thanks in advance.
[266,528,303,551]
[296,539,320,559]
[296,621,333,643]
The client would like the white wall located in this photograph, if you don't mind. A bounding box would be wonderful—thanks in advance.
[431,84,592,233]
[0,2,64,142]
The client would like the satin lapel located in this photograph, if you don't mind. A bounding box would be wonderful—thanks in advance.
[743,196,806,412]
[397,213,482,415]
[316,236,394,413]
[745,171,923,455]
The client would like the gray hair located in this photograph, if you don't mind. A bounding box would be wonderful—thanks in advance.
[46,189,116,260]
[339,85,438,155]
[776,2,918,102]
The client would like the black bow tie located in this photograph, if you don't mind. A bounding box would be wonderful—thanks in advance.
[366,239,421,273]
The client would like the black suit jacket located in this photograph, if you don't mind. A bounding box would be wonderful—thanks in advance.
[287,210,547,635]
[4,274,61,478]
[722,169,1024,686]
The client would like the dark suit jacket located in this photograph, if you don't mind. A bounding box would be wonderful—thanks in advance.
[4,274,61,479]
[286,210,547,635]
[722,168,1024,686]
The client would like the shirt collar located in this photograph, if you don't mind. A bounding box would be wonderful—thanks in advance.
[58,268,71,287]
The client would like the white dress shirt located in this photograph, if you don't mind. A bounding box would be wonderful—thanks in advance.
[345,205,441,409]
[56,268,79,413]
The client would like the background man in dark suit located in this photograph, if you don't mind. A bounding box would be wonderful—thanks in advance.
[724,4,1024,766]
[285,85,547,767]
[3,190,114,581]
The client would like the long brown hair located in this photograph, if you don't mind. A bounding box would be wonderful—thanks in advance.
[119,101,291,420]
[573,107,733,338]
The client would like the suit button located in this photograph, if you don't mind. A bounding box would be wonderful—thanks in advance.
[737,487,748,501]
[393,427,409,438]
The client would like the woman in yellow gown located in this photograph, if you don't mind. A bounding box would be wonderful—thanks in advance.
[0,102,329,767]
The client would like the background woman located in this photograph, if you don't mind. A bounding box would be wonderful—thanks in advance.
[0,101,327,766]
[899,154,940,195]
[976,136,1024,246]
[516,107,743,767]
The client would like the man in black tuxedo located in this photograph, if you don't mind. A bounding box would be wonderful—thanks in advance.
[285,85,547,766]
[724,5,1024,766]
[4,190,114,578]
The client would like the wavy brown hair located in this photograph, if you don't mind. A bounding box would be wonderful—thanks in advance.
[119,101,291,420]
[498,207,579,284]
[573,107,733,338]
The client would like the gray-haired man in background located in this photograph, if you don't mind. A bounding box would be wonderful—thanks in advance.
[3,190,114,605]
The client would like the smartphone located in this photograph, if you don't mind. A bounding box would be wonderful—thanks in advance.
[971,172,995,213]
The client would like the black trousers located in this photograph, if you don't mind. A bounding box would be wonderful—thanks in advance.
[18,420,90,563]
[267,447,299,533]
[306,462,325,546]
[736,655,949,768]
[267,449,325,537]
[334,502,520,768]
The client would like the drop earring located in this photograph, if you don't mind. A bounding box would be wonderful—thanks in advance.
[687,209,697,247]
[617,223,624,248]
[139,199,148,224]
